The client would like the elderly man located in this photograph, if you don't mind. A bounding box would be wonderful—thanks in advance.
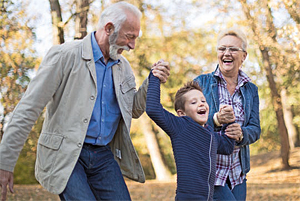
[0,2,170,201]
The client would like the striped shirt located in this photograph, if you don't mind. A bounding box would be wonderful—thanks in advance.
[146,72,235,200]
[214,67,251,189]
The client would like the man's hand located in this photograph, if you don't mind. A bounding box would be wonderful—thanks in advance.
[217,104,235,124]
[0,169,14,201]
[151,59,170,83]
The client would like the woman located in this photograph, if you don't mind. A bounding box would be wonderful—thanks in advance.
[194,28,261,200]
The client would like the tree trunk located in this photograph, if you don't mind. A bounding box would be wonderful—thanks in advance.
[261,49,290,169]
[281,88,297,149]
[239,0,290,169]
[48,0,64,44]
[140,114,172,181]
[74,0,89,40]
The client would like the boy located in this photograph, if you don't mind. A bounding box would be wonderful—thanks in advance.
[146,71,235,201]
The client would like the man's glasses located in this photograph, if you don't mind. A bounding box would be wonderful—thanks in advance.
[217,46,245,53]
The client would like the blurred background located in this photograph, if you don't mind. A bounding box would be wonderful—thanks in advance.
[0,0,299,186]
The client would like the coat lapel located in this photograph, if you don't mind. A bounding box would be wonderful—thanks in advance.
[210,71,220,112]
[82,33,97,88]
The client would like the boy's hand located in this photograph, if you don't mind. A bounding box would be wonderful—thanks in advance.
[151,59,170,83]
[225,123,243,141]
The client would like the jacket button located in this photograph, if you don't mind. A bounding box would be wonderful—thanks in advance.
[83,119,88,123]
[77,143,82,148]
[90,96,95,100]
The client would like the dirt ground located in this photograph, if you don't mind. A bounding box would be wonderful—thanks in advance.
[3,147,300,201]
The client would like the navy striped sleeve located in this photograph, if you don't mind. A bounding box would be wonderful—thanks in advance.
[146,71,178,136]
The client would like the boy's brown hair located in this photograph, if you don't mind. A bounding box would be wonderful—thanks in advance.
[174,81,203,111]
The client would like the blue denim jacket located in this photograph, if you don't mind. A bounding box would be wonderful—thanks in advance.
[194,66,261,174]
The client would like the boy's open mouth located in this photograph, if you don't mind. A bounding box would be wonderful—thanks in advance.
[197,109,206,115]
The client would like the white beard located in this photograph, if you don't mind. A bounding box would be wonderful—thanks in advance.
[109,31,130,60]
[109,44,130,60]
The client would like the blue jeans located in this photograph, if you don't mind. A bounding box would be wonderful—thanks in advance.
[59,144,131,201]
[213,179,247,201]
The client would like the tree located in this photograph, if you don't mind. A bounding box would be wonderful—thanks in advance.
[49,0,93,42]
[49,0,64,44]
[280,0,300,148]
[0,0,39,140]
[0,0,42,184]
[281,88,298,149]
[140,114,172,180]
[74,0,91,39]
[238,0,291,169]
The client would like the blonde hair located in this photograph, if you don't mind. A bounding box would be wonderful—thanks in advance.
[217,28,247,51]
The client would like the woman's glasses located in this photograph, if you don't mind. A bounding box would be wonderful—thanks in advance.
[217,46,245,53]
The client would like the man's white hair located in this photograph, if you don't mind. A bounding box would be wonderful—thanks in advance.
[97,2,142,32]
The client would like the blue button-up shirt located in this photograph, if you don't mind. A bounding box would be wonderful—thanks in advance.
[85,32,121,145]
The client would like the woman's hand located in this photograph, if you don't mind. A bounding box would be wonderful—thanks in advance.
[217,104,236,124]
[225,123,243,141]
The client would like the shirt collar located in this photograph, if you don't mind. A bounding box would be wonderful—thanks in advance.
[91,32,120,66]
[92,32,121,66]
[214,65,251,86]
[91,32,103,62]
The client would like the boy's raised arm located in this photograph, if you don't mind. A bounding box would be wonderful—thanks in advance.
[146,71,177,136]
[146,71,167,121]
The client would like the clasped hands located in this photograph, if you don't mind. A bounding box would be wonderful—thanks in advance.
[216,105,243,142]
[151,59,170,83]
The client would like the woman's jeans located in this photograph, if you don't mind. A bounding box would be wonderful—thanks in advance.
[59,144,131,201]
[213,179,247,201]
